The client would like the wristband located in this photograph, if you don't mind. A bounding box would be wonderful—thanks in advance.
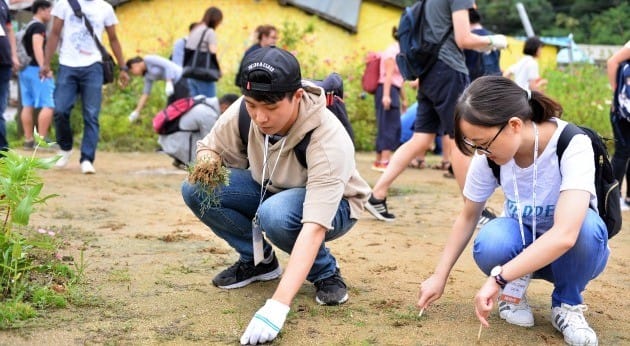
[120,66,129,72]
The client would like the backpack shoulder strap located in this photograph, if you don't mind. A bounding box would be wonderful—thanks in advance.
[294,131,313,168]
[486,157,501,185]
[556,123,583,163]
[67,0,82,17]
[237,100,250,147]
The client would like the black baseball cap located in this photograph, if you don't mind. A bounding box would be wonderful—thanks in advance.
[239,46,302,92]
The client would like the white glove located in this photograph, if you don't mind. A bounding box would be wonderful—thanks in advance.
[240,299,290,345]
[487,34,508,50]
[165,81,174,97]
[128,111,139,123]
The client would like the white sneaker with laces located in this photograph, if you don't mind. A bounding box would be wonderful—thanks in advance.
[80,160,96,174]
[55,150,72,168]
[498,294,535,327]
[551,303,598,346]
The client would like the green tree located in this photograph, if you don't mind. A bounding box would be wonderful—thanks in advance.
[588,3,630,44]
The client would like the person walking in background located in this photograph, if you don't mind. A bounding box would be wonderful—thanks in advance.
[364,0,507,221]
[181,47,370,345]
[184,6,222,98]
[41,0,129,174]
[0,0,18,152]
[19,0,55,150]
[606,40,630,211]
[464,7,501,81]
[503,36,548,92]
[371,27,406,172]
[418,76,609,346]
[170,22,196,67]
[126,55,189,122]
[234,24,278,87]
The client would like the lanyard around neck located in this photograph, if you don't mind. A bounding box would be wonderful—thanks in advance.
[511,122,539,245]
[258,134,286,207]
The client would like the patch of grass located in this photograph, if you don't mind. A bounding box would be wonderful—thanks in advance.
[31,287,67,309]
[0,301,37,328]
[107,269,131,283]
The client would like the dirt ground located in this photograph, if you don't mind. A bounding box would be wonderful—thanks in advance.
[0,150,628,346]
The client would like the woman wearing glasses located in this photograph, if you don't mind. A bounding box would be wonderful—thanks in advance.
[417,76,609,346]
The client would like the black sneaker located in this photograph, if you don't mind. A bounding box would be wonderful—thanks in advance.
[477,207,497,228]
[314,268,348,305]
[212,253,282,289]
[172,158,187,170]
[364,194,395,221]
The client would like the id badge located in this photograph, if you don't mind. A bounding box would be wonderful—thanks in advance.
[252,214,264,266]
[500,273,532,304]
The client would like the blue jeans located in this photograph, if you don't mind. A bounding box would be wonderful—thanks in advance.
[181,168,357,283]
[473,209,609,307]
[187,78,216,98]
[53,63,103,163]
[0,66,12,150]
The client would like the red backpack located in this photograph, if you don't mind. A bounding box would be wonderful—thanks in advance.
[361,52,381,94]
[153,97,206,135]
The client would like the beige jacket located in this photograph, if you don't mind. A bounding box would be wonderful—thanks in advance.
[197,83,370,229]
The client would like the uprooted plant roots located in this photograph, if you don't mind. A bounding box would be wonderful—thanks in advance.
[187,158,231,215]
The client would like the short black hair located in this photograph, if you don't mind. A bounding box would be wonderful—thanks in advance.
[523,36,543,56]
[32,0,51,14]
[468,8,481,25]
[125,56,143,70]
[219,93,239,107]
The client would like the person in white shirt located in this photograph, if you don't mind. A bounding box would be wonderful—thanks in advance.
[41,0,129,174]
[503,36,548,92]
[417,76,609,346]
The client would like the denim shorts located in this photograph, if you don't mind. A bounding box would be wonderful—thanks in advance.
[18,65,55,108]
[414,60,469,137]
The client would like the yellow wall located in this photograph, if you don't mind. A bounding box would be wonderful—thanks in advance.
[501,37,557,74]
[115,0,557,76]
[115,0,402,77]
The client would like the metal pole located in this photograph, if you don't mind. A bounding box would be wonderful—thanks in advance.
[516,2,535,37]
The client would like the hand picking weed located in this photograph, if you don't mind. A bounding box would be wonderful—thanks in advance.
[187,157,230,215]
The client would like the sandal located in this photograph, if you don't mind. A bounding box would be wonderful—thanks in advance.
[408,158,426,169]
[443,164,455,179]
[432,160,450,171]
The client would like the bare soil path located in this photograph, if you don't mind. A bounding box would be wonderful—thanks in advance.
[1,150,628,345]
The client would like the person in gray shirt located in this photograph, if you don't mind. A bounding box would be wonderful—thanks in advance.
[126,54,190,122]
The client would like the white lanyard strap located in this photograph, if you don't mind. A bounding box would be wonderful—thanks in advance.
[511,122,539,246]
[259,135,286,207]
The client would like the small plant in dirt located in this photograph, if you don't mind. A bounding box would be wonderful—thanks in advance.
[187,157,230,215]
[0,135,81,328]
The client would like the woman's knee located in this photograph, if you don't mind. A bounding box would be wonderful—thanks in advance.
[473,217,522,273]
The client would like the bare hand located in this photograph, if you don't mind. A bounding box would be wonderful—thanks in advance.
[40,65,52,79]
[417,274,446,312]
[473,278,500,327]
[382,95,391,110]
[118,71,130,88]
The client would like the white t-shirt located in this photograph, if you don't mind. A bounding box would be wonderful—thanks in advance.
[52,0,118,67]
[463,118,596,233]
[507,55,540,91]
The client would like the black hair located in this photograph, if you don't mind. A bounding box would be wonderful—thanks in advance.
[188,22,197,32]
[240,70,296,103]
[453,76,563,156]
[256,25,277,41]
[392,26,398,41]
[32,0,51,14]
[468,8,481,25]
[219,93,239,107]
[125,56,144,70]
[523,36,543,56]
[202,7,223,29]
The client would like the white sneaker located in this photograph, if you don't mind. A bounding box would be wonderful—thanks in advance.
[55,150,72,168]
[620,198,630,212]
[498,294,535,327]
[80,160,96,174]
[551,303,598,346]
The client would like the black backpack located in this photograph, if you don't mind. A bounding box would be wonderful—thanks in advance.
[237,73,354,168]
[395,0,452,81]
[488,123,622,238]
